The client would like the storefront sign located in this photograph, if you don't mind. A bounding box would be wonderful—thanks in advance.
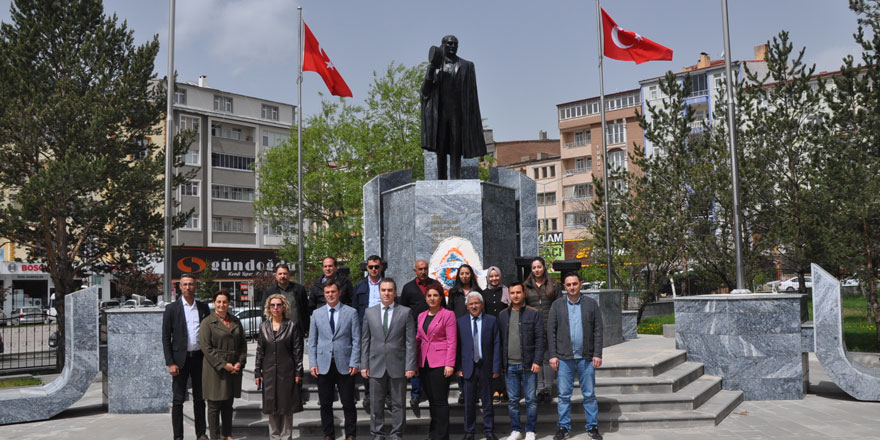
[539,232,564,266]
[172,247,287,280]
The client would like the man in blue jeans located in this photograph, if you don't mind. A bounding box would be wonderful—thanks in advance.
[547,272,603,440]
[498,282,545,440]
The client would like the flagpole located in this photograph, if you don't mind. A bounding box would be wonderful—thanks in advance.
[164,0,176,301]
[595,0,613,289]
[297,6,305,286]
[721,0,747,293]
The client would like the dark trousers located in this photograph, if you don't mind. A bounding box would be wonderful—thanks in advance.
[462,361,494,436]
[420,366,451,440]
[171,351,206,440]
[207,399,233,439]
[317,364,357,438]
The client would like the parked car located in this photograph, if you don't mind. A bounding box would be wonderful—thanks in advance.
[122,299,138,308]
[141,299,156,307]
[10,307,47,325]
[234,308,264,339]
[99,300,121,311]
[779,276,813,292]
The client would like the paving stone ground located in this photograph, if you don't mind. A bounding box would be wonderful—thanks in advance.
[1,336,878,439]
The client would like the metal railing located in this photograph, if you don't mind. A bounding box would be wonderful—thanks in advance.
[563,140,588,148]
[563,167,589,175]
[0,312,58,375]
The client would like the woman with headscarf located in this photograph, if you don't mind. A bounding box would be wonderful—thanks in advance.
[523,257,562,403]
[254,293,304,440]
[482,265,510,402]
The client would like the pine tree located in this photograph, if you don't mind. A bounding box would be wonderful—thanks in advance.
[196,263,219,301]
[0,0,190,367]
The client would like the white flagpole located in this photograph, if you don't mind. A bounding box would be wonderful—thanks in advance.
[297,6,305,285]
[595,0,613,289]
[164,0,176,301]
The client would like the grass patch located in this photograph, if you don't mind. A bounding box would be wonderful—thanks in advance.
[0,377,42,388]
[637,313,675,335]
[808,296,878,353]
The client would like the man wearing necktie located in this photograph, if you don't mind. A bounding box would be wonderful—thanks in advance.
[361,278,416,440]
[308,280,361,440]
[456,292,502,440]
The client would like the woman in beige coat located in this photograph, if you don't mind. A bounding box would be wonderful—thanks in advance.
[200,290,247,440]
[254,293,304,440]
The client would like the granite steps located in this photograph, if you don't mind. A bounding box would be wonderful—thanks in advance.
[183,338,743,437]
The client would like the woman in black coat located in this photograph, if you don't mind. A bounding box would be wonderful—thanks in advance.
[254,294,304,440]
[447,264,482,318]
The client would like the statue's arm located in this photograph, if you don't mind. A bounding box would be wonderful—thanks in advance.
[421,65,436,97]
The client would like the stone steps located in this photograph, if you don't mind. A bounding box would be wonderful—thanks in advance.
[184,338,743,438]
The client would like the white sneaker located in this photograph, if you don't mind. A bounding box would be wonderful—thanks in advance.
[507,431,524,440]
[524,433,536,440]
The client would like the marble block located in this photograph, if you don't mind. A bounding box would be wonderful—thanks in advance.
[583,289,624,347]
[104,308,171,413]
[812,263,880,401]
[0,287,99,425]
[381,179,518,286]
[801,321,815,353]
[621,310,637,339]
[675,293,808,400]
[423,151,479,180]
[362,169,413,259]
[489,167,538,258]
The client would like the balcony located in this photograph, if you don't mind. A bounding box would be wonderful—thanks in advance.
[563,167,589,175]
[563,140,588,149]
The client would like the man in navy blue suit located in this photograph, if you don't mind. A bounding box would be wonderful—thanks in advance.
[457,292,502,440]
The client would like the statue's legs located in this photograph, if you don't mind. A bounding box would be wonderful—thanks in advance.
[449,155,462,179]
[436,153,448,180]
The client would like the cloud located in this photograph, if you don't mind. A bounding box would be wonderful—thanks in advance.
[176,0,298,75]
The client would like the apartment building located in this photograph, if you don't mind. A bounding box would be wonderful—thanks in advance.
[556,88,644,261]
[158,77,295,300]
[639,46,769,157]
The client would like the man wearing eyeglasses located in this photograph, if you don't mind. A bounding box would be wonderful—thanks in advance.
[353,254,385,413]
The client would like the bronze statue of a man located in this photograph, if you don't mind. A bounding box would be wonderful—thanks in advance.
[421,35,487,180]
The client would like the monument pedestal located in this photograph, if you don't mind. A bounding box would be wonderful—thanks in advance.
[363,167,536,286]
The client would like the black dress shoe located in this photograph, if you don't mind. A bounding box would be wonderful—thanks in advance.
[410,397,421,418]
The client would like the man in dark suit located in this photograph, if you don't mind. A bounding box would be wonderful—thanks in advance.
[457,292,502,440]
[398,258,444,415]
[361,278,416,440]
[162,273,211,440]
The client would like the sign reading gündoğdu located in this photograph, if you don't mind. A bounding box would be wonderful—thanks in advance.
[172,247,287,280]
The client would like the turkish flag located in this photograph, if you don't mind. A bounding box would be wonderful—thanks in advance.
[303,22,353,97]
[601,8,673,64]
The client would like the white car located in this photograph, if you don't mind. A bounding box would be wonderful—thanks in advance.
[234,308,264,339]
[778,276,812,292]
[10,307,47,325]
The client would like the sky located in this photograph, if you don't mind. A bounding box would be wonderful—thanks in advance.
[0,0,866,141]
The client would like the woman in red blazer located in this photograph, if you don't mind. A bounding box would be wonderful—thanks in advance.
[417,286,458,440]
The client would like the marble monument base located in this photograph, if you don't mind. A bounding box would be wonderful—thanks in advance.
[104,308,171,413]
[675,294,808,400]
[583,289,624,347]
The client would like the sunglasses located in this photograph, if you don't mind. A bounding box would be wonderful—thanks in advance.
[367,265,381,270]
[269,303,284,308]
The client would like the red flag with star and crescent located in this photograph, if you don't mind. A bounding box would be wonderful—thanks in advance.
[601,8,673,64]
[302,22,352,97]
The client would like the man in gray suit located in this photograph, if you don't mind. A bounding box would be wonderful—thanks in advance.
[360,278,417,440]
[309,280,361,440]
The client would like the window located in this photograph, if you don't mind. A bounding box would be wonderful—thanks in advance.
[183,214,199,230]
[574,131,586,146]
[537,192,557,206]
[542,167,548,179]
[551,218,558,231]
[590,102,599,114]
[179,115,200,133]
[574,157,587,173]
[690,74,708,97]
[606,120,626,145]
[231,128,242,141]
[262,130,287,147]
[184,149,199,166]
[212,217,244,233]
[133,137,150,160]
[565,212,593,229]
[549,166,556,178]
[214,95,233,112]
[539,218,558,231]
[608,150,626,171]
[212,184,255,201]
[262,104,279,121]
[174,89,187,105]
[533,168,540,179]
[649,85,658,100]
[263,220,292,236]
[212,153,255,171]
[182,181,199,197]
[563,183,593,201]
[713,73,725,90]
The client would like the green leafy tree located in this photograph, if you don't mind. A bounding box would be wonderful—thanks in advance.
[821,0,880,348]
[196,263,218,301]
[255,62,424,281]
[0,0,190,367]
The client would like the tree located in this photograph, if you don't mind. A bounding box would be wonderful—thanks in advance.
[738,31,829,293]
[821,0,880,348]
[113,265,161,302]
[196,262,219,301]
[0,0,190,367]
[255,62,425,281]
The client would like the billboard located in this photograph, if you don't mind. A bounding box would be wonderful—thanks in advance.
[171,247,287,280]
[539,232,564,266]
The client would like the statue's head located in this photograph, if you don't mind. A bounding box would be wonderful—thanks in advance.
[441,35,458,59]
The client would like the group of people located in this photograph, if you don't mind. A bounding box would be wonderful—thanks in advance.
[162,256,604,440]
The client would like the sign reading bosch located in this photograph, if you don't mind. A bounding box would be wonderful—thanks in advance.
[172,247,287,280]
